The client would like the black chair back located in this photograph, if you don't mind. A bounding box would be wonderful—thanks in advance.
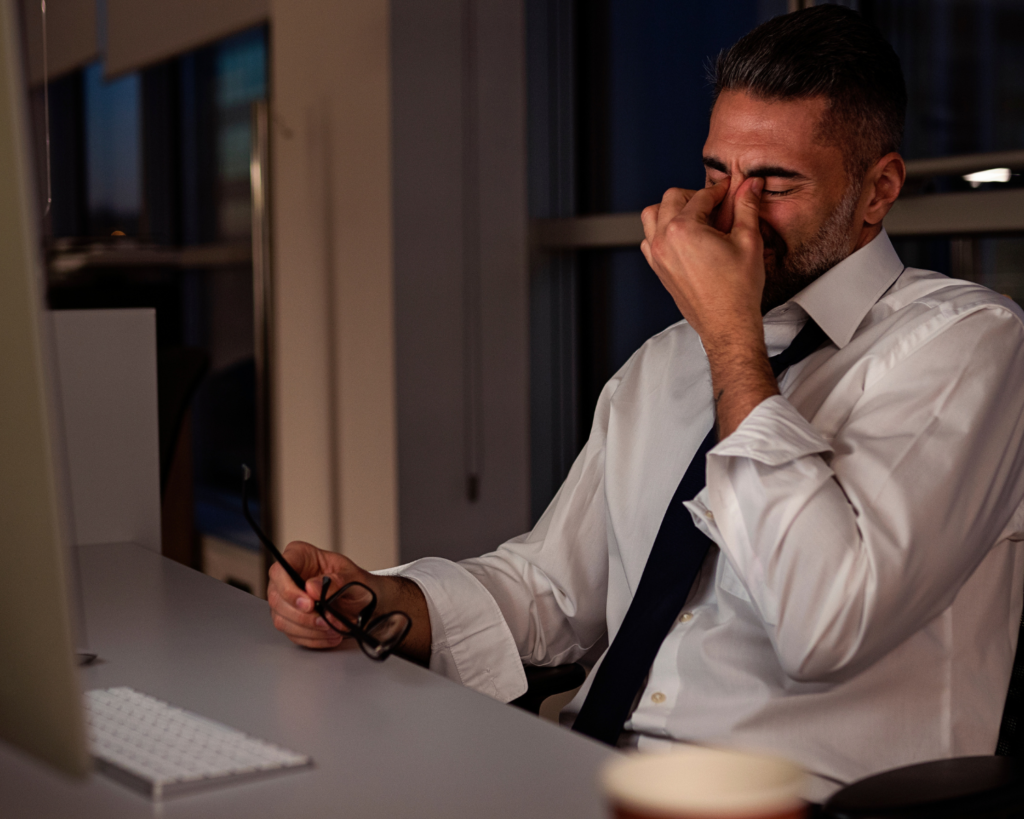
[997,608,1024,756]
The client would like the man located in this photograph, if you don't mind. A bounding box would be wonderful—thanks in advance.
[267,6,1024,799]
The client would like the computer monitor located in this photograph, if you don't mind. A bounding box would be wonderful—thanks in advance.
[0,0,90,778]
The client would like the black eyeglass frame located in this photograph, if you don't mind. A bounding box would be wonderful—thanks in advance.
[315,577,412,661]
[240,465,412,661]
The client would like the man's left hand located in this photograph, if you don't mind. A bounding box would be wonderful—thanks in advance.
[641,176,779,439]
[640,176,765,342]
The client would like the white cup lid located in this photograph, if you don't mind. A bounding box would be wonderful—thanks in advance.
[601,746,807,817]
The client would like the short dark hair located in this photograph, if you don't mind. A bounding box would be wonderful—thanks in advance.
[712,4,906,178]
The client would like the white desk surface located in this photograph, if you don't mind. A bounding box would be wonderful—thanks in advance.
[0,543,615,817]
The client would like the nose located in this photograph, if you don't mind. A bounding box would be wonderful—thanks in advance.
[713,179,741,233]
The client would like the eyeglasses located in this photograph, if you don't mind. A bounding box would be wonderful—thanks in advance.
[241,465,412,661]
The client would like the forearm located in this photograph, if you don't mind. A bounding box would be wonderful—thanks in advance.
[711,441,946,682]
[707,313,1024,681]
[704,318,778,439]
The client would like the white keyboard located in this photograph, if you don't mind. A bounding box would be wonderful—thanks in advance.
[84,687,312,800]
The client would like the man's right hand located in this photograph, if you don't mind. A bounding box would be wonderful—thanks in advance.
[266,541,368,649]
[266,540,432,664]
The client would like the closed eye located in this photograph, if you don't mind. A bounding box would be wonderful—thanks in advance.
[763,188,794,197]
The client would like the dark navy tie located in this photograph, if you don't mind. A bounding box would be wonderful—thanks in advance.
[572,319,828,745]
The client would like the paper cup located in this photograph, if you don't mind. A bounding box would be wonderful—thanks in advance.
[601,746,807,819]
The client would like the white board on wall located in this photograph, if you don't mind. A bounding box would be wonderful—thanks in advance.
[51,308,162,552]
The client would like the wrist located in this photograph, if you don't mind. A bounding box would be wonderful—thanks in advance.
[704,326,778,440]
[375,575,431,666]
[699,313,765,358]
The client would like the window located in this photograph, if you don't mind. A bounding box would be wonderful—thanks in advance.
[869,0,1024,302]
[42,26,270,592]
[528,0,766,516]
[528,0,1024,517]
[83,63,141,236]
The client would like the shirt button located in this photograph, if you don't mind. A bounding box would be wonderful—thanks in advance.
[651,692,666,704]
[678,611,694,623]
[704,510,714,520]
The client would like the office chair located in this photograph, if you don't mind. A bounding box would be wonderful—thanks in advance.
[822,607,1024,818]
[512,664,587,715]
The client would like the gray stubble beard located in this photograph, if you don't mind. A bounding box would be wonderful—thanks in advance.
[760,181,862,313]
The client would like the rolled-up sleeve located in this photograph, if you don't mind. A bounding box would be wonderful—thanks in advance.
[382,372,623,701]
[706,304,1024,683]
[380,557,529,701]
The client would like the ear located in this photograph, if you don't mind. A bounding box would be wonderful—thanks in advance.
[862,152,906,226]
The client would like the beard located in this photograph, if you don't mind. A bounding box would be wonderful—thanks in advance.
[759,183,862,314]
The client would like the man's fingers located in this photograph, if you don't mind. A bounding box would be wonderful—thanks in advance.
[265,538,371,650]
[267,569,337,644]
[640,204,659,270]
[656,189,685,231]
[268,561,301,601]
[302,573,351,630]
[268,587,344,647]
[281,540,322,578]
[640,238,654,269]
[731,176,765,238]
[304,574,326,603]
[654,187,700,231]
[270,540,342,613]
[294,638,345,649]
[268,583,321,629]
[268,561,313,614]
[273,612,338,643]
[285,627,346,650]
[646,181,729,270]
[641,204,659,244]
[683,178,730,225]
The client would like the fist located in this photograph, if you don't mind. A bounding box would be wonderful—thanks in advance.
[266,540,371,649]
[640,176,765,341]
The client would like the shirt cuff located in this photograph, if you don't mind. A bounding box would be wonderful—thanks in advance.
[375,557,528,702]
[709,394,832,466]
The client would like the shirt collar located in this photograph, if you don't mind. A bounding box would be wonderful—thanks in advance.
[778,229,905,350]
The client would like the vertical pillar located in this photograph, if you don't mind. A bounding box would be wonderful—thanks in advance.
[270,0,398,568]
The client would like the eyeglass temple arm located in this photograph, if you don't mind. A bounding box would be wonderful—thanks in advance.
[241,464,308,593]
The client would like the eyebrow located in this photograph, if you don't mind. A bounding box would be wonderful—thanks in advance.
[702,156,806,180]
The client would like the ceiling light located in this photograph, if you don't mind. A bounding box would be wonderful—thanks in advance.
[962,167,1012,188]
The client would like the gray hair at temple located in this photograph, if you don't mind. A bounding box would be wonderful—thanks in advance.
[711,4,907,180]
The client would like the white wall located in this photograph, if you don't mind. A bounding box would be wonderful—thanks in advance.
[51,309,162,552]
[268,0,530,568]
[392,0,530,563]
[270,0,398,569]
[16,0,531,573]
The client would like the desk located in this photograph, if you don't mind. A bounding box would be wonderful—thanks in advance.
[0,543,615,817]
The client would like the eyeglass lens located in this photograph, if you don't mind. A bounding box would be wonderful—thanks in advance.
[360,613,412,659]
[322,580,377,628]
[317,579,411,660]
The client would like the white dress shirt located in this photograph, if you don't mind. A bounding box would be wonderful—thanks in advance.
[386,231,1024,799]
